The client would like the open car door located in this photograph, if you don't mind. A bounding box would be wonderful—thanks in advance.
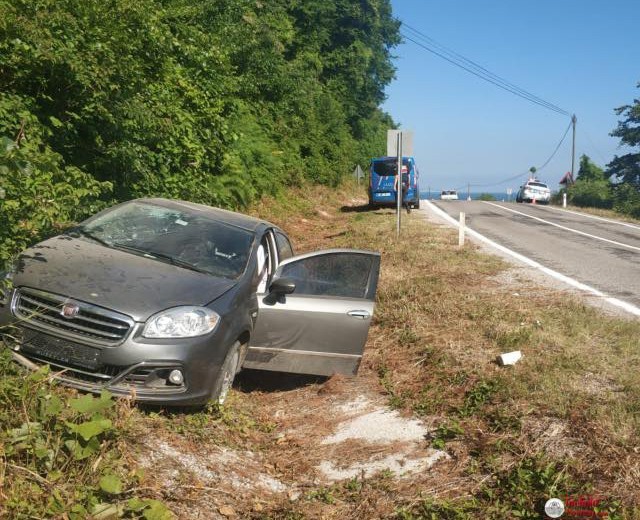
[244,249,380,376]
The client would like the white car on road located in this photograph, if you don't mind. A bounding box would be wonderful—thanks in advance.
[440,190,459,200]
[516,180,551,204]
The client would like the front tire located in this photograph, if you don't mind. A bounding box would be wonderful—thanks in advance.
[211,341,241,405]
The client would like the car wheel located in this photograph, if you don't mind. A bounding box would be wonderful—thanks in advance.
[414,199,421,209]
[211,341,241,405]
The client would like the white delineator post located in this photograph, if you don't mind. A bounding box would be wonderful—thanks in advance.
[458,212,465,247]
[563,193,567,208]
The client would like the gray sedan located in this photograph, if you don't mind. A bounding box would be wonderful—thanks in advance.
[0,198,380,405]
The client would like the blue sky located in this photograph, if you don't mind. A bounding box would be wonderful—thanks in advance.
[382,0,640,194]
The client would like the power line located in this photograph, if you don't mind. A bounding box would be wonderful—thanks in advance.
[536,119,572,171]
[582,128,609,165]
[400,24,572,118]
[455,121,571,190]
[455,170,529,191]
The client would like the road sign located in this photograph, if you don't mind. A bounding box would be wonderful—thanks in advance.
[387,130,413,157]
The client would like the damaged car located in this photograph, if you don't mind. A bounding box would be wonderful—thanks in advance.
[0,198,380,405]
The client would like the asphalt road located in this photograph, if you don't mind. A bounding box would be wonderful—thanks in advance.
[428,200,640,312]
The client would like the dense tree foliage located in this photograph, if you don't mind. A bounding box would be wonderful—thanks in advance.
[607,82,640,217]
[0,0,400,265]
[608,83,640,188]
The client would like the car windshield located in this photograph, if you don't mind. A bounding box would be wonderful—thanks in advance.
[69,202,254,279]
[527,182,548,188]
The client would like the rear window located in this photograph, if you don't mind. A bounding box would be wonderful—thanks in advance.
[527,182,548,188]
[372,158,410,177]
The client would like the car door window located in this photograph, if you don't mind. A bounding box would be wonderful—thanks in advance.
[257,231,279,293]
[275,231,294,260]
[277,252,375,299]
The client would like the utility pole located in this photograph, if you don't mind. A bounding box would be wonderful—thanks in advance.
[570,114,577,183]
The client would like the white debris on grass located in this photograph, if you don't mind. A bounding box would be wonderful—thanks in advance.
[322,408,428,445]
[317,450,448,481]
[317,397,448,482]
[141,439,287,493]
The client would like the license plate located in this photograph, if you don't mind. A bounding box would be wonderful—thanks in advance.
[21,330,100,369]
[377,192,391,196]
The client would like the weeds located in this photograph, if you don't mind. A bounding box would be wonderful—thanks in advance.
[0,349,173,519]
[430,420,465,449]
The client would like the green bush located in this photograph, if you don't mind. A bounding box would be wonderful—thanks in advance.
[568,178,613,209]
[613,182,640,218]
[0,349,173,518]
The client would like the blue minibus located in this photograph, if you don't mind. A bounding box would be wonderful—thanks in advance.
[368,156,420,209]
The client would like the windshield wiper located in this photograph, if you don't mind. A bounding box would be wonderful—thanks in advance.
[67,228,112,248]
[111,243,210,274]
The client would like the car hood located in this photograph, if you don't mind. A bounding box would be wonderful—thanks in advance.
[12,235,236,322]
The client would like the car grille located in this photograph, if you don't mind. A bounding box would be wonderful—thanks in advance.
[16,350,151,388]
[7,330,163,389]
[12,287,133,346]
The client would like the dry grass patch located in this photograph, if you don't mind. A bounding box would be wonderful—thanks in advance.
[122,186,640,518]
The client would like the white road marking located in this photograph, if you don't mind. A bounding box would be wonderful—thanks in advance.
[540,204,640,231]
[483,201,640,253]
[424,200,640,317]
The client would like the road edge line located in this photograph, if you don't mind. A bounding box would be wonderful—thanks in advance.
[423,199,640,317]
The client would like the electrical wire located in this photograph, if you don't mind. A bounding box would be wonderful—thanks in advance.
[401,24,572,118]
[536,119,572,171]
[582,128,609,165]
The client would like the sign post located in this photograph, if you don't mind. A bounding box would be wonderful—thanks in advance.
[387,130,414,237]
[396,133,403,236]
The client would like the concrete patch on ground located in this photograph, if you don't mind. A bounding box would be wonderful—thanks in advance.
[318,450,448,481]
[315,396,449,482]
[322,408,429,445]
[134,393,449,502]
[138,439,287,494]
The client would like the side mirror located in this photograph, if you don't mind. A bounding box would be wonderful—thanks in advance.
[263,277,296,305]
[269,277,296,295]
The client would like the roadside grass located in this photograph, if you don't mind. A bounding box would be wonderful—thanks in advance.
[2,182,640,518]
[249,184,640,518]
[0,347,173,519]
[558,204,640,225]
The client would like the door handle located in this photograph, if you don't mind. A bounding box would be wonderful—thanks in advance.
[347,310,370,320]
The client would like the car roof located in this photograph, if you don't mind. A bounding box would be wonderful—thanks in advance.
[134,198,276,233]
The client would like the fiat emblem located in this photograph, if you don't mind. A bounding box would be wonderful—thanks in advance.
[60,302,80,319]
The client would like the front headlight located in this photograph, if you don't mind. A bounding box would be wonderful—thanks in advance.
[142,306,220,338]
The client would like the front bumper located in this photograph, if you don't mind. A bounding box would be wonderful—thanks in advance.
[0,302,228,406]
